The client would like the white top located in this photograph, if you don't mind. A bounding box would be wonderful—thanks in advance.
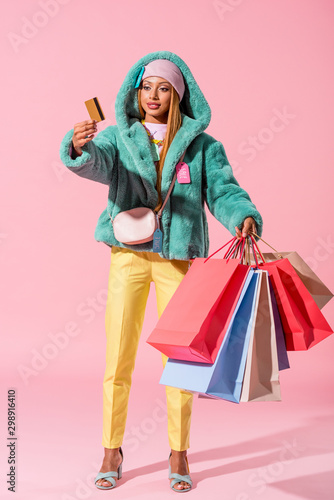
[142,121,167,153]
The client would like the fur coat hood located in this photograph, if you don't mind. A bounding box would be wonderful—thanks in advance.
[59,50,263,260]
[113,50,212,203]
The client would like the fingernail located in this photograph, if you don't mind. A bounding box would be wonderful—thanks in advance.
[242,232,247,237]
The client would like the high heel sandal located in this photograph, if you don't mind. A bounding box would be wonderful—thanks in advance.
[168,452,193,493]
[94,447,123,490]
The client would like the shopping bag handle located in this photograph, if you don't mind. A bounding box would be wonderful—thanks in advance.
[227,236,259,268]
[248,235,262,267]
[249,231,284,259]
[223,237,241,259]
[205,236,249,264]
[248,233,270,265]
[223,238,237,259]
[225,237,245,263]
[204,235,260,268]
[225,235,260,266]
[244,236,253,265]
[204,236,236,263]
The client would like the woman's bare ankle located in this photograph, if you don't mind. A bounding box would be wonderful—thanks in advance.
[104,446,121,454]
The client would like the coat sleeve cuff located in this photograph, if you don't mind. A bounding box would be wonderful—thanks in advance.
[59,129,96,168]
[232,209,263,241]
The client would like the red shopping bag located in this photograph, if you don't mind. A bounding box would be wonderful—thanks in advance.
[147,238,250,363]
[249,235,333,351]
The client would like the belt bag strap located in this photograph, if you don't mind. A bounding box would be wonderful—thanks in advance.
[156,149,187,218]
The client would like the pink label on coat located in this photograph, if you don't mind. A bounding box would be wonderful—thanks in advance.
[176,162,191,183]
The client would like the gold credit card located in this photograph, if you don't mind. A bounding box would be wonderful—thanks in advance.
[84,97,105,121]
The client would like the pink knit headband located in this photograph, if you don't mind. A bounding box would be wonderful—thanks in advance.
[140,59,185,102]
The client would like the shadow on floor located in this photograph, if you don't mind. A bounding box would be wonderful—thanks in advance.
[270,470,334,500]
[120,413,334,492]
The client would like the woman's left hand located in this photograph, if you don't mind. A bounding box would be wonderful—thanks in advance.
[235,217,257,240]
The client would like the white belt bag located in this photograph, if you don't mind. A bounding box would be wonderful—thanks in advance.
[108,150,187,245]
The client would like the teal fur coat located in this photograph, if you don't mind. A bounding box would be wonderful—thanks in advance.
[59,50,263,260]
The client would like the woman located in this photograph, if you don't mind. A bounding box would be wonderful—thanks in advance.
[59,50,263,492]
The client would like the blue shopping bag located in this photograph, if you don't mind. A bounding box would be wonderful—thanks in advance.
[160,268,261,403]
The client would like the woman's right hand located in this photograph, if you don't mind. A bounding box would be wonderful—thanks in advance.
[72,119,98,156]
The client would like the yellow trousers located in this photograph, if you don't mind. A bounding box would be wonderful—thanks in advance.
[102,245,193,451]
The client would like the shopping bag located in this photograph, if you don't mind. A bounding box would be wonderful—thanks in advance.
[147,238,250,363]
[159,268,261,403]
[198,269,288,402]
[228,235,288,369]
[240,270,281,402]
[253,250,333,310]
[269,279,290,371]
[249,234,334,350]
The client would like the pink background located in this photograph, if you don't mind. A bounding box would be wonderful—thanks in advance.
[1,0,334,498]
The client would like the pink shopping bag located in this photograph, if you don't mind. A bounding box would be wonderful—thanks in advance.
[147,238,250,363]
